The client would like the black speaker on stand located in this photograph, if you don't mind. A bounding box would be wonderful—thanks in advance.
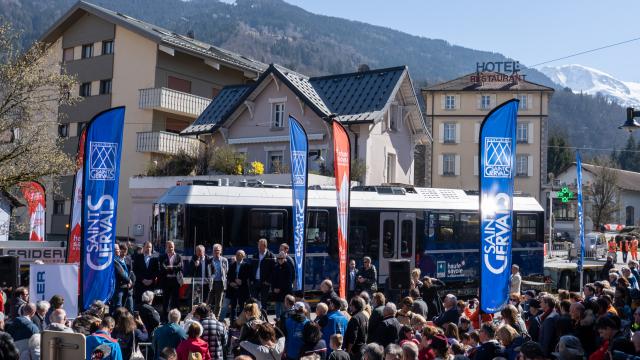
[0,256,19,289]
[388,259,411,290]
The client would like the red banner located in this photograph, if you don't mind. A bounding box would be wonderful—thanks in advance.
[19,182,46,241]
[67,128,86,263]
[332,120,350,298]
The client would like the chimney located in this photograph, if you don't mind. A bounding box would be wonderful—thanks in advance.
[186,30,195,39]
[357,64,370,72]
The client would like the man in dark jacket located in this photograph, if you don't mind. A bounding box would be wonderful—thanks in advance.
[409,288,428,319]
[320,279,338,306]
[112,243,135,312]
[356,257,377,295]
[227,249,250,321]
[159,241,183,318]
[251,238,275,309]
[433,294,460,327]
[347,259,359,300]
[600,256,615,280]
[132,241,159,305]
[188,245,213,305]
[539,295,560,357]
[373,303,402,348]
[569,302,596,355]
[474,323,505,360]
[525,299,542,342]
[138,290,161,337]
[367,292,385,340]
[344,296,368,360]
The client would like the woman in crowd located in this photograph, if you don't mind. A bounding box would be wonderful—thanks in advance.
[421,277,445,320]
[239,302,265,344]
[496,325,523,360]
[397,297,416,326]
[298,321,327,360]
[272,252,294,317]
[111,310,148,359]
[240,323,286,360]
[500,304,528,336]
[399,325,419,346]
[443,323,460,346]
[176,322,210,360]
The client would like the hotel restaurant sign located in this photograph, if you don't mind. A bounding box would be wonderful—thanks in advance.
[473,61,527,83]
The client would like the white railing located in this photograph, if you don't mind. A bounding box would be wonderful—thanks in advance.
[136,131,201,156]
[138,87,210,117]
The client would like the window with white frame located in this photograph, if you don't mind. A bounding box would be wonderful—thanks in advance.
[519,95,528,110]
[517,123,529,143]
[516,155,528,176]
[271,102,285,128]
[443,123,456,143]
[267,150,284,173]
[443,154,456,176]
[481,95,491,109]
[445,95,456,110]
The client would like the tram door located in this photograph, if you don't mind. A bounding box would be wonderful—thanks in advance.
[378,212,416,284]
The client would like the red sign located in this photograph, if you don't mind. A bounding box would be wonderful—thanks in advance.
[19,182,46,241]
[67,128,86,263]
[332,120,350,298]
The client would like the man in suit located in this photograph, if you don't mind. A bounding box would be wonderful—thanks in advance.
[208,243,228,319]
[347,259,359,300]
[226,249,250,322]
[433,293,460,327]
[251,238,275,309]
[159,241,183,318]
[132,241,159,305]
[280,243,296,284]
[188,245,213,306]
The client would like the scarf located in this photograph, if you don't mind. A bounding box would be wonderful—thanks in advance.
[539,309,553,322]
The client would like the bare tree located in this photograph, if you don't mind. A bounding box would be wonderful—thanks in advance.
[586,161,618,229]
[0,23,76,191]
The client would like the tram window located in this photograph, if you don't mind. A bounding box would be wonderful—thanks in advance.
[516,214,538,243]
[382,220,395,258]
[459,213,480,243]
[400,219,413,258]
[307,210,329,246]
[249,209,286,246]
[350,211,379,262]
[434,213,455,243]
[168,204,184,252]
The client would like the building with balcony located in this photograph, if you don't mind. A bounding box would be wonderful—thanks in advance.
[182,64,430,186]
[422,72,554,201]
[40,1,266,239]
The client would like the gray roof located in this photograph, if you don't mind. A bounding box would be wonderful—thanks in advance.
[40,1,267,75]
[182,85,253,134]
[182,64,415,135]
[311,66,406,122]
[581,163,640,193]
[423,71,554,92]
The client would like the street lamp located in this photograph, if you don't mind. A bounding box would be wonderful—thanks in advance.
[619,107,640,132]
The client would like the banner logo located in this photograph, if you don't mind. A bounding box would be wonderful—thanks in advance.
[292,151,306,186]
[90,142,118,180]
[484,137,512,178]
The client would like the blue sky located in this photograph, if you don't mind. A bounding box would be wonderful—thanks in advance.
[285,0,640,82]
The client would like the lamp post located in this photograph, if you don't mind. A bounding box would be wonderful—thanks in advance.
[619,107,640,132]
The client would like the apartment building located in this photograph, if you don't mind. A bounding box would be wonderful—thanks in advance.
[422,72,554,200]
[181,64,430,186]
[40,1,266,239]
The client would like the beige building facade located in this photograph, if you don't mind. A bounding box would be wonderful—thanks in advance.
[422,72,554,201]
[40,2,265,239]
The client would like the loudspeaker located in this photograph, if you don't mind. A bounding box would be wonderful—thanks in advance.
[0,256,19,288]
[389,259,411,290]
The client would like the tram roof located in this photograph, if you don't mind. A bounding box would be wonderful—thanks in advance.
[157,185,543,212]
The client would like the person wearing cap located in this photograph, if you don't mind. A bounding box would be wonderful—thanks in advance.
[553,335,585,360]
[429,333,450,360]
[524,299,542,342]
[518,341,545,360]
[474,323,505,360]
[285,301,309,360]
[272,251,294,317]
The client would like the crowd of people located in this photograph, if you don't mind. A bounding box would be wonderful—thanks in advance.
[0,238,640,360]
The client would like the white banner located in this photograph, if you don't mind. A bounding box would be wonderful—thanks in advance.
[29,264,78,319]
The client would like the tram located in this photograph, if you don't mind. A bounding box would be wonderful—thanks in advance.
[152,182,544,296]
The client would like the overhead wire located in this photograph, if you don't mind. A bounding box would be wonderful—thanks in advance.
[529,36,640,67]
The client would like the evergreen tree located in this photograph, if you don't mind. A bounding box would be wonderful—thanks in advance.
[547,134,574,176]
[616,135,640,171]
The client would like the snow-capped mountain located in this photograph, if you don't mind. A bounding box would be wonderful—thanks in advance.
[540,64,640,107]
